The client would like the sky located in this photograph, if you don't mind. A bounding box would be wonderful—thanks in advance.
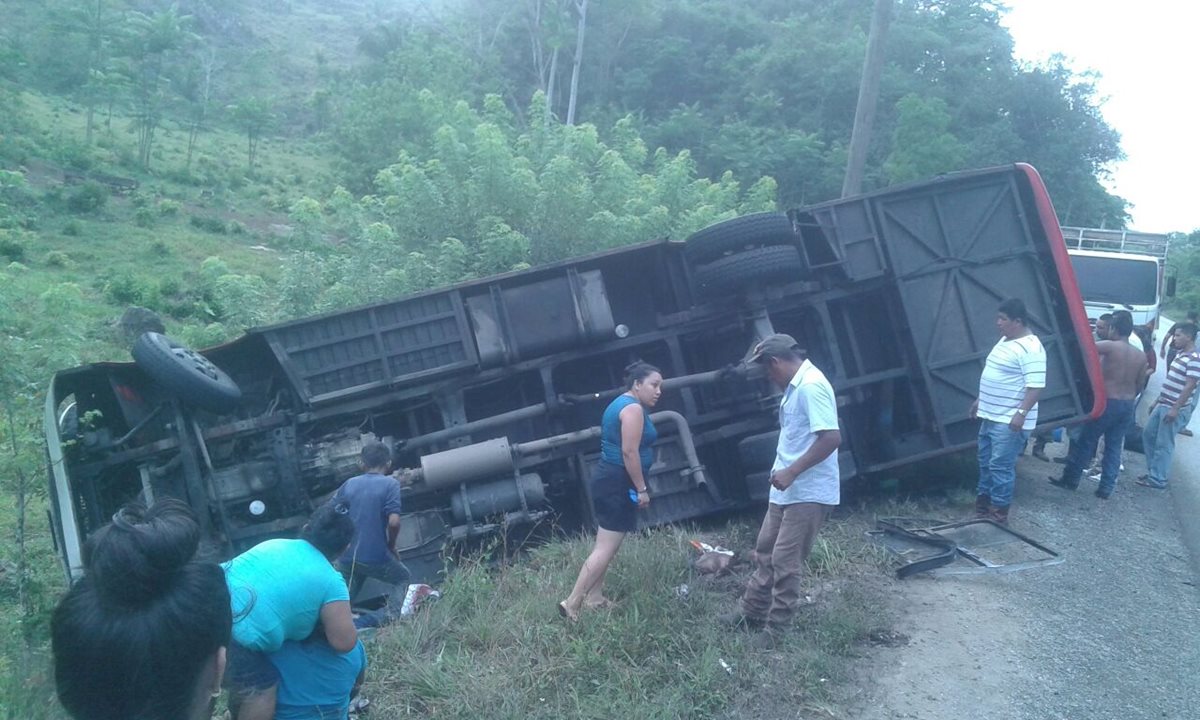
[999,1,1198,234]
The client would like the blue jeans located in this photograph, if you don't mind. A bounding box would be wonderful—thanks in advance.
[1142,402,1195,487]
[1059,398,1135,495]
[337,558,411,628]
[977,419,1031,508]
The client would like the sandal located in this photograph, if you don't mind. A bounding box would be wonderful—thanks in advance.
[584,597,616,610]
[557,601,579,623]
[349,696,370,714]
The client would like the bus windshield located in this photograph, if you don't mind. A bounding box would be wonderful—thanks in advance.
[1069,255,1158,306]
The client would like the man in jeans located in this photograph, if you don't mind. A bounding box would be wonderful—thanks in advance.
[334,442,410,626]
[1049,310,1146,499]
[970,298,1046,524]
[719,334,841,647]
[1139,323,1200,489]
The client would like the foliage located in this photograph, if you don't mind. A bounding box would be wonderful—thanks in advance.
[0,230,29,262]
[274,96,775,317]
[64,181,109,214]
[1166,230,1200,316]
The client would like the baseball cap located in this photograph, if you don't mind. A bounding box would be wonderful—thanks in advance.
[743,333,800,364]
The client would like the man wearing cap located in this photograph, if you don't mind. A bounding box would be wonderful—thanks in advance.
[720,333,841,645]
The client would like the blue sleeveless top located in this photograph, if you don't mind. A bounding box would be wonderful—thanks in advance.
[600,395,657,471]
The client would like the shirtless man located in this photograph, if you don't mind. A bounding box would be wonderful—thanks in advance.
[1050,310,1147,498]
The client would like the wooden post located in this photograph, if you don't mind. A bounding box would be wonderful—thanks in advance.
[842,0,893,198]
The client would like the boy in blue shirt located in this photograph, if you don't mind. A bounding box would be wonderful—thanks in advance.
[334,442,409,626]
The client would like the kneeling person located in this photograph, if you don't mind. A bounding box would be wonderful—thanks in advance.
[270,633,366,720]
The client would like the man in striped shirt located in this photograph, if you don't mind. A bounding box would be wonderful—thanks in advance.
[1139,322,1200,489]
[970,298,1046,523]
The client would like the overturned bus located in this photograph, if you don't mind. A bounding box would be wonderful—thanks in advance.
[44,164,1103,580]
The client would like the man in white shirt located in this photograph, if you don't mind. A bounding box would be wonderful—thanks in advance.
[719,334,841,646]
[970,298,1046,524]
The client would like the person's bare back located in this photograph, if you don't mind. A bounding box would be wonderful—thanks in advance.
[1096,337,1148,400]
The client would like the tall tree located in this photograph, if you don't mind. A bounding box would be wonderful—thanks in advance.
[125,4,197,169]
[228,97,274,170]
[565,0,588,125]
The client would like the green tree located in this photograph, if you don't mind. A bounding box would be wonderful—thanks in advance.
[882,94,966,184]
[124,4,197,169]
[227,96,275,171]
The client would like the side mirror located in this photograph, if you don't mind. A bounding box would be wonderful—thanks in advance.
[1167,275,1178,298]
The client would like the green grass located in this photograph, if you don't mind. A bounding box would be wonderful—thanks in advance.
[362,519,890,720]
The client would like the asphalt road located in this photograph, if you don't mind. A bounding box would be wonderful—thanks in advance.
[844,320,1200,720]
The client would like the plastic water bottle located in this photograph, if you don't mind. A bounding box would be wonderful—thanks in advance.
[628,489,639,504]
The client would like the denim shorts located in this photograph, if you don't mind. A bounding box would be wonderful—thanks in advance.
[225,641,281,693]
[590,462,638,533]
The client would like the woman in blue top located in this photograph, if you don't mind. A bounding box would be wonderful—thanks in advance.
[559,361,663,621]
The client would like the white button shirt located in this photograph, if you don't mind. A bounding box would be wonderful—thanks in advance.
[770,360,841,506]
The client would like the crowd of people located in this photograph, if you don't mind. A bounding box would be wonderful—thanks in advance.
[51,441,408,720]
[50,333,846,718]
[973,297,1196,521]
[55,297,1184,717]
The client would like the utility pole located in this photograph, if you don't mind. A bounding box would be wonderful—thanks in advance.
[842,0,893,198]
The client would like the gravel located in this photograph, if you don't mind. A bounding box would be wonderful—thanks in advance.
[843,425,1200,720]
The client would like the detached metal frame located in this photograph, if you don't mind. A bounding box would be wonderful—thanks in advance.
[869,517,1064,579]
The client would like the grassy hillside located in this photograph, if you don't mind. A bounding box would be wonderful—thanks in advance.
[3,87,343,350]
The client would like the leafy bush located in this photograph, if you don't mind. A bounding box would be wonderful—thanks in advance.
[150,239,171,256]
[188,215,228,234]
[105,273,153,305]
[44,250,71,267]
[0,230,27,261]
[157,199,182,216]
[53,139,94,170]
[134,205,156,227]
[62,220,81,236]
[66,181,108,214]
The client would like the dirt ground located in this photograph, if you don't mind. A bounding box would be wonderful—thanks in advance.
[841,381,1200,719]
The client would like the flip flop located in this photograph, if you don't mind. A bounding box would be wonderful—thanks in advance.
[557,601,579,623]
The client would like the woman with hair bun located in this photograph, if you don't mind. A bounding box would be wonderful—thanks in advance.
[559,360,664,621]
[222,501,359,720]
[51,499,231,720]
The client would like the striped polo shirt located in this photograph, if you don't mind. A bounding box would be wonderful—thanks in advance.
[1156,350,1200,408]
[977,334,1046,430]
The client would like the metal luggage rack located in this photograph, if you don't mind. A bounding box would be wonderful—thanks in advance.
[868,517,1064,579]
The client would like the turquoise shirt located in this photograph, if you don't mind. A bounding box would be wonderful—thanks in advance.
[599,394,657,471]
[222,538,350,652]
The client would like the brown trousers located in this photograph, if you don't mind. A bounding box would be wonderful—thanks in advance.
[740,502,829,628]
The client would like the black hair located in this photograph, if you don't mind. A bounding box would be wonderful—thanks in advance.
[623,361,661,389]
[301,501,356,559]
[998,298,1028,324]
[360,441,391,471]
[1110,311,1133,338]
[1133,326,1154,355]
[1097,313,1113,322]
[1176,323,1198,342]
[52,500,231,720]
